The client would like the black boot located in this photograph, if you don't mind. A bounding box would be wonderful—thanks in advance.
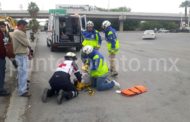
[64,91,78,100]
[41,88,49,103]
[57,90,65,105]
[41,88,54,103]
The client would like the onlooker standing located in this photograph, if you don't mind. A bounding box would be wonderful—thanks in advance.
[0,21,10,96]
[12,20,32,97]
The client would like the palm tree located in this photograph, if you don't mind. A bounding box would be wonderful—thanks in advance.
[180,0,190,25]
[27,2,39,19]
[27,2,40,33]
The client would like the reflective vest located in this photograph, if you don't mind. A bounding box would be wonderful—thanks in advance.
[82,30,100,48]
[90,54,108,77]
[105,27,120,54]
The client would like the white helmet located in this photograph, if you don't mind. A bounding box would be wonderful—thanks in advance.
[102,20,111,29]
[82,45,93,55]
[65,52,77,60]
[86,21,94,27]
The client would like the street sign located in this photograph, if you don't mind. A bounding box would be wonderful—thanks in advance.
[49,9,66,15]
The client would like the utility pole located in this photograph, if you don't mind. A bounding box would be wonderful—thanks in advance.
[20,4,23,10]
[107,0,110,12]
[180,12,183,29]
[189,8,190,27]
[0,2,2,10]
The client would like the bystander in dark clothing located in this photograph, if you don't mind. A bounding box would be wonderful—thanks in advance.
[0,21,10,96]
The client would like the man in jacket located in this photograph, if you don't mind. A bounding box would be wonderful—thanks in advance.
[12,20,32,97]
[0,21,10,96]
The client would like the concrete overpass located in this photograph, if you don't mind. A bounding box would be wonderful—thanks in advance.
[0,10,184,31]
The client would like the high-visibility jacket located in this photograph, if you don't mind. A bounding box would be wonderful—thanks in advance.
[103,26,120,54]
[82,29,102,48]
[88,50,108,77]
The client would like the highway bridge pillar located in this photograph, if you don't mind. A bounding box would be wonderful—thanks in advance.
[119,15,126,31]
[119,20,124,31]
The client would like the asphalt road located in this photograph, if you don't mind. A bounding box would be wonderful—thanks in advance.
[24,32,190,122]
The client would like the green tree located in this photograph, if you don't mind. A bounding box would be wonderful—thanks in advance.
[140,21,178,30]
[29,19,39,33]
[27,2,39,18]
[160,21,178,30]
[180,0,190,25]
[124,20,140,30]
[110,7,131,12]
[27,2,40,33]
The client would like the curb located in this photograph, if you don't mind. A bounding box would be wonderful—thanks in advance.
[4,32,39,122]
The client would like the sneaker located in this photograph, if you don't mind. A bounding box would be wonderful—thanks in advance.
[21,92,31,97]
[0,90,10,97]
[112,80,121,89]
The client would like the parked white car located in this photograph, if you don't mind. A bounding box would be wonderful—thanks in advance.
[158,28,169,33]
[142,30,156,40]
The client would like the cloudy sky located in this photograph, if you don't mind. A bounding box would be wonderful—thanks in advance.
[0,0,187,13]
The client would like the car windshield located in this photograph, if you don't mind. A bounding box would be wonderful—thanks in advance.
[144,30,154,34]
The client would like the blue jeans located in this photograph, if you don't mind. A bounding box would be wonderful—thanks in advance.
[15,55,28,95]
[0,58,6,91]
[91,76,114,91]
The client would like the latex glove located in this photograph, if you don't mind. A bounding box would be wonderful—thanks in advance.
[76,82,86,91]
